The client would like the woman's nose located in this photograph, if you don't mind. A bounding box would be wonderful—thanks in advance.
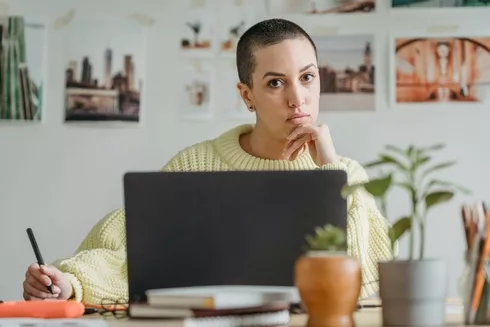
[287,84,305,108]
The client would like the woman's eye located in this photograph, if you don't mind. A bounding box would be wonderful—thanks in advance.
[302,73,315,82]
[267,79,283,88]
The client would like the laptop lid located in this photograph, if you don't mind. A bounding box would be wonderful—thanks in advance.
[123,170,348,303]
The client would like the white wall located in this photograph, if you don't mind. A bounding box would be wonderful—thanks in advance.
[1,0,489,301]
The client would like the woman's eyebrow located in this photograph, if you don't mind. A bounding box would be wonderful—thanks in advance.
[299,63,316,72]
[262,63,317,79]
[263,71,285,79]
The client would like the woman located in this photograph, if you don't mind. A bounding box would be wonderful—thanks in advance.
[22,18,393,304]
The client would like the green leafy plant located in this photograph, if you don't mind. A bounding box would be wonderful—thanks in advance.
[341,143,470,260]
[304,224,347,252]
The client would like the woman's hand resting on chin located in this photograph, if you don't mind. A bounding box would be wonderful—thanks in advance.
[284,124,339,166]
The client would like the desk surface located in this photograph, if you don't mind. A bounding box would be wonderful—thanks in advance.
[85,308,469,327]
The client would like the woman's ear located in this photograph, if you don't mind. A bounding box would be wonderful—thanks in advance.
[236,82,254,110]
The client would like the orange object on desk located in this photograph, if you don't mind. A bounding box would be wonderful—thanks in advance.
[0,301,85,318]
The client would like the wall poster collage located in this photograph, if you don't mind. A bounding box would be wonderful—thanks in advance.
[0,0,489,124]
[267,0,490,109]
[0,14,147,124]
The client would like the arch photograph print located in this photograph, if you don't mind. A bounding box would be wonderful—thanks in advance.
[393,36,490,104]
[392,0,490,7]
[267,0,376,15]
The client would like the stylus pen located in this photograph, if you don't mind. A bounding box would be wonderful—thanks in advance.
[84,308,98,315]
[26,228,54,294]
[357,303,382,309]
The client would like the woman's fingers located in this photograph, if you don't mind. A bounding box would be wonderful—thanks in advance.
[290,144,306,161]
[27,263,52,287]
[24,270,60,299]
[23,291,44,301]
[285,134,310,159]
[23,277,59,299]
[287,124,318,141]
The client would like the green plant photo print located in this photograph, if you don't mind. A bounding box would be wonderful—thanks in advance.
[0,16,44,121]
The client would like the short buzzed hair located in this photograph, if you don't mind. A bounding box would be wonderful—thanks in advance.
[236,18,317,88]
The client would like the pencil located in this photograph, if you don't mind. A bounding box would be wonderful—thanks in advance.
[26,228,54,294]
[469,204,490,324]
[462,205,472,249]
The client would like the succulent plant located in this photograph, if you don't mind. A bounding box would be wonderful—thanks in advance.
[304,224,347,252]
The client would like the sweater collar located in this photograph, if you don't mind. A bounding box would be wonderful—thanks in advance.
[212,124,318,170]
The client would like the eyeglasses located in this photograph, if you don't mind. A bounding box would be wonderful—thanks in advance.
[85,298,128,319]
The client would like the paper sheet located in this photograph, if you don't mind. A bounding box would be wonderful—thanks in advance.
[446,304,464,315]
[0,318,107,327]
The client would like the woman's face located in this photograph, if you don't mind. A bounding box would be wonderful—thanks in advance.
[238,37,320,140]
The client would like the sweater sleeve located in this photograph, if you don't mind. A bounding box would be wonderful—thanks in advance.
[52,159,183,304]
[320,157,394,298]
[52,208,128,304]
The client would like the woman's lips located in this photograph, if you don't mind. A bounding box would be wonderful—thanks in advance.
[287,114,310,124]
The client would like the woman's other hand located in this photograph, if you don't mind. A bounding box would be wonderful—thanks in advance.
[284,123,339,166]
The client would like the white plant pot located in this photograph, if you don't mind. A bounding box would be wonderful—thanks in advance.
[378,259,448,326]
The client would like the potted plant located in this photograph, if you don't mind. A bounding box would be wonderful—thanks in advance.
[294,224,362,327]
[341,143,470,326]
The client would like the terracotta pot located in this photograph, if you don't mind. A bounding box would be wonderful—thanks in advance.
[294,251,361,327]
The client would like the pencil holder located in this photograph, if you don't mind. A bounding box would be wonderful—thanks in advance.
[459,250,471,308]
[460,249,490,325]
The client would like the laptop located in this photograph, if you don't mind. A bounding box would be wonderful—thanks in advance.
[123,170,348,304]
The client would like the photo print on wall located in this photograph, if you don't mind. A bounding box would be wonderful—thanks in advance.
[311,34,375,111]
[62,18,147,123]
[180,0,215,57]
[180,62,214,120]
[392,0,490,7]
[393,36,490,104]
[267,0,376,15]
[217,0,257,56]
[0,16,45,122]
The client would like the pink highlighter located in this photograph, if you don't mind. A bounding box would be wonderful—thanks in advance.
[0,301,85,318]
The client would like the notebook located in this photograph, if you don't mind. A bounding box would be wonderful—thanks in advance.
[129,302,290,326]
[164,310,289,327]
[145,285,299,309]
[128,301,290,318]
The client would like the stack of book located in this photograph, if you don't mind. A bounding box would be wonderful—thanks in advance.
[128,285,297,326]
[462,201,490,325]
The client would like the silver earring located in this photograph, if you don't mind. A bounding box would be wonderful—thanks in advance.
[248,105,254,112]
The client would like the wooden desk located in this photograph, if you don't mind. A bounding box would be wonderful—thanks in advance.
[85,308,470,327]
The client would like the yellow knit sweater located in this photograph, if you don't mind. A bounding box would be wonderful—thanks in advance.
[52,124,393,305]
